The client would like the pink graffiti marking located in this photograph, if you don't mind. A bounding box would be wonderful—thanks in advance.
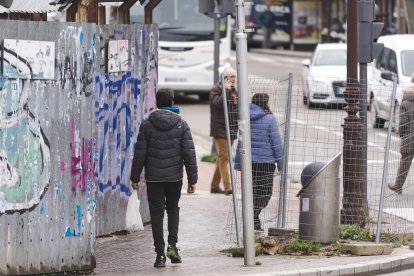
[71,116,95,193]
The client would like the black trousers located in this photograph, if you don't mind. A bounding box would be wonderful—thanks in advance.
[146,180,183,255]
[252,163,276,228]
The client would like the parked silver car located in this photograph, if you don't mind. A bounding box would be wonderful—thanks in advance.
[302,43,347,108]
[369,34,414,129]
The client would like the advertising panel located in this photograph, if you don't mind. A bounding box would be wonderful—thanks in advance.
[249,0,292,47]
[293,0,321,44]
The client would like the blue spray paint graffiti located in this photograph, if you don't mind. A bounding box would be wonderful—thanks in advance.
[65,204,82,237]
[95,71,141,196]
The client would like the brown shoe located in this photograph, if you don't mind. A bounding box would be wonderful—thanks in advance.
[388,183,402,194]
[225,189,232,195]
[211,187,225,194]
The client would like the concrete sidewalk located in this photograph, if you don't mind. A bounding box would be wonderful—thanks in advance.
[94,136,414,276]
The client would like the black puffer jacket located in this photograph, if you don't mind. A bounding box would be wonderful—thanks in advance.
[209,84,239,141]
[130,109,198,184]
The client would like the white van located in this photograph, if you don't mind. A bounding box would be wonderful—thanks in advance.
[369,34,414,129]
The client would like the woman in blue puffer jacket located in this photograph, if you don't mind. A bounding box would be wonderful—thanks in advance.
[235,93,284,231]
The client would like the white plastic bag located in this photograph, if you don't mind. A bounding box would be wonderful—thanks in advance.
[125,190,144,231]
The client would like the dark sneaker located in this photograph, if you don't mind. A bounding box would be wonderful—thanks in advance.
[154,254,166,268]
[166,244,182,263]
[388,183,402,194]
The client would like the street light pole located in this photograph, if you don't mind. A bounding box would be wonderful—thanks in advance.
[341,0,366,226]
[235,0,255,266]
[213,12,221,84]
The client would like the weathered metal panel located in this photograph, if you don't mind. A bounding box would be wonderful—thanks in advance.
[0,20,97,274]
[0,20,157,274]
[95,23,157,236]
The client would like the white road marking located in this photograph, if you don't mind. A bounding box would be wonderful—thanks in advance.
[383,208,414,222]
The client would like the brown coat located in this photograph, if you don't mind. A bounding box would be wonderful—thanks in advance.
[209,84,239,140]
[399,83,414,155]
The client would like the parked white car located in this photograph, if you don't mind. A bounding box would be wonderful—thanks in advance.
[369,34,414,128]
[302,43,347,107]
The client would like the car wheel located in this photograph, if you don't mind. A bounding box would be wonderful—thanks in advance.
[370,99,385,128]
[307,97,313,108]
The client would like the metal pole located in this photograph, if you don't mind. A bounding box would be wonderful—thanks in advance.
[221,72,241,247]
[341,0,366,226]
[278,73,293,228]
[360,62,368,217]
[376,73,398,243]
[235,0,255,266]
[214,13,221,84]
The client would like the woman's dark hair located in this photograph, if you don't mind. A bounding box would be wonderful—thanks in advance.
[252,93,271,114]
[156,88,174,108]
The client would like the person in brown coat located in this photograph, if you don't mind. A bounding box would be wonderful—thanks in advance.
[388,75,414,193]
[209,67,238,195]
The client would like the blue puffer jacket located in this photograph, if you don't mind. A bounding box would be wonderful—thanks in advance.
[235,103,284,171]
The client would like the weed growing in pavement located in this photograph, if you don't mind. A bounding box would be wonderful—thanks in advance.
[255,261,262,266]
[222,227,414,258]
[339,225,374,241]
[283,240,321,255]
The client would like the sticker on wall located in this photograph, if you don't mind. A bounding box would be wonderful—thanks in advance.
[2,39,55,79]
[108,40,129,73]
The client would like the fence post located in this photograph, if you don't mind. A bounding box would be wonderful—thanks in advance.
[278,73,293,228]
[376,72,398,243]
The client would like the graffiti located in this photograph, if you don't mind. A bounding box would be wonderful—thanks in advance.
[95,71,141,196]
[0,77,50,215]
[70,117,95,193]
[141,29,158,118]
[65,204,82,237]
[58,28,94,97]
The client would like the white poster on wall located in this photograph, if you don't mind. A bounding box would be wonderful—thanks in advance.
[2,39,55,80]
[108,40,129,73]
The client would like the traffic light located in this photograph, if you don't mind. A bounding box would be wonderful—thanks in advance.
[198,0,235,16]
[0,0,13,8]
[220,0,235,14]
[358,1,384,63]
[199,0,215,15]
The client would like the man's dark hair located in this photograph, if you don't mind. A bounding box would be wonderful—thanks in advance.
[156,88,174,108]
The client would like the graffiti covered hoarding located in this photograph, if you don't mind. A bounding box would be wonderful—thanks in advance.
[95,24,157,236]
[0,21,96,275]
[0,20,157,274]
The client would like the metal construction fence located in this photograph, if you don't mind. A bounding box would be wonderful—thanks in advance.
[226,73,414,245]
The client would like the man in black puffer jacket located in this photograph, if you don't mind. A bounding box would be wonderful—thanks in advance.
[130,88,197,268]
